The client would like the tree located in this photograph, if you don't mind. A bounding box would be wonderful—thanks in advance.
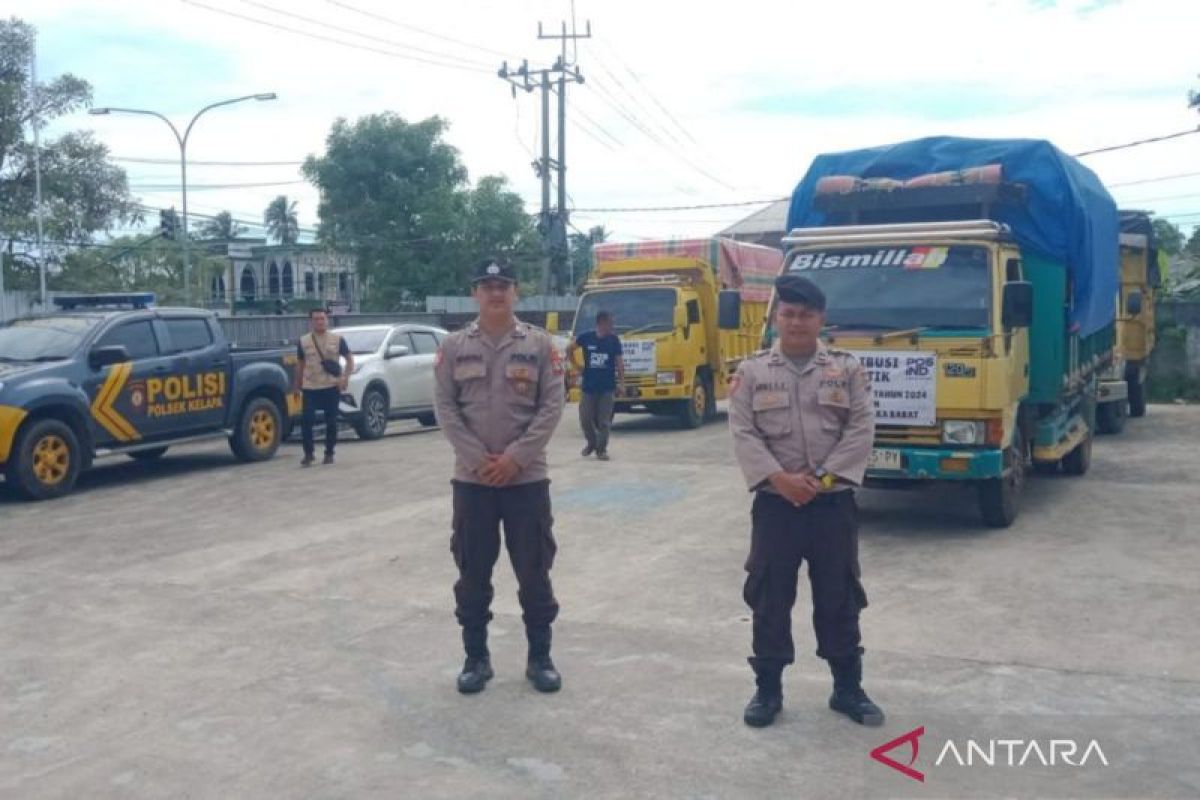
[303,113,538,308]
[1,18,139,289]
[199,211,246,241]
[263,195,299,245]
[1185,226,1200,260]
[1153,217,1184,256]
[49,235,225,305]
[569,224,607,291]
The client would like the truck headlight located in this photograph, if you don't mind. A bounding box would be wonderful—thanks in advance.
[656,371,676,385]
[942,420,985,445]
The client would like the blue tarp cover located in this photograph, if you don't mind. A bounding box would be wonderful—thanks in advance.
[786,136,1118,336]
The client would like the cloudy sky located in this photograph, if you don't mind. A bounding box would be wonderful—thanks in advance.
[11,0,1200,243]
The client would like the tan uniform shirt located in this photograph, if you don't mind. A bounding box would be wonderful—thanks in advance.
[434,319,566,485]
[729,341,875,492]
[299,332,345,391]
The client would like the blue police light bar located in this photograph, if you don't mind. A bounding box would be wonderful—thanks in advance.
[53,292,157,310]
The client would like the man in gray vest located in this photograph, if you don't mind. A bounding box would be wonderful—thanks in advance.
[434,258,566,695]
[293,309,353,466]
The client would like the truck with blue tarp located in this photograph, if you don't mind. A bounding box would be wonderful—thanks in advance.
[770,136,1119,526]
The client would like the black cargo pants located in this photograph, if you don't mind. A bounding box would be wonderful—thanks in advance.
[743,490,868,672]
[451,479,560,631]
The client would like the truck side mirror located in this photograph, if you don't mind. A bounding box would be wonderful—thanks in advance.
[1125,290,1143,316]
[718,290,741,330]
[89,345,131,369]
[1001,281,1034,328]
[385,344,410,359]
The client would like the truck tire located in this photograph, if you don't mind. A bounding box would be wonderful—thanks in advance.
[418,413,438,428]
[128,447,169,462]
[1127,373,1146,418]
[1061,435,1092,476]
[977,429,1026,528]
[1096,399,1127,435]
[678,375,708,429]
[230,396,283,462]
[8,418,83,501]
[354,387,389,440]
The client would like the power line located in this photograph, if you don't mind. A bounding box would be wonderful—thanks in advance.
[113,155,305,166]
[181,0,492,73]
[595,39,697,147]
[1108,171,1200,189]
[572,198,787,213]
[237,0,492,69]
[320,0,511,58]
[1115,191,1200,205]
[131,179,308,191]
[1073,128,1200,157]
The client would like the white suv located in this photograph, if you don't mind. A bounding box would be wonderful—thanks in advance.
[335,324,448,439]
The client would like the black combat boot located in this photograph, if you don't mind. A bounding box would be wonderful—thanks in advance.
[456,626,493,694]
[743,665,783,728]
[525,626,562,693]
[828,653,884,726]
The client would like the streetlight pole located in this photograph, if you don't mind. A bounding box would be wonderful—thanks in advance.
[90,93,277,306]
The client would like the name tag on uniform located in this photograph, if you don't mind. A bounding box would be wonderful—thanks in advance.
[752,390,791,412]
[454,360,487,380]
[505,363,535,382]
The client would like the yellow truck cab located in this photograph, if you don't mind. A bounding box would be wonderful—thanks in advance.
[1096,211,1160,432]
[569,238,780,428]
[775,137,1121,527]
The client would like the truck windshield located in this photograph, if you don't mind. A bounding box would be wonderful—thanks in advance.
[337,329,389,354]
[0,315,100,361]
[574,288,676,336]
[783,244,992,330]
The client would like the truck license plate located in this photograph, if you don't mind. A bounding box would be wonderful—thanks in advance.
[868,448,903,471]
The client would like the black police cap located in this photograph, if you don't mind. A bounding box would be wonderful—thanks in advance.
[774,273,826,310]
[471,258,517,285]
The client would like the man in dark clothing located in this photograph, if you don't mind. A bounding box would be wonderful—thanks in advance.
[568,311,624,461]
[293,309,354,466]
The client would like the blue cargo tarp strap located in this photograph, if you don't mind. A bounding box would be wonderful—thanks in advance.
[786,136,1119,337]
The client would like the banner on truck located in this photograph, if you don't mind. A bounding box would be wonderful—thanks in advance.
[850,350,937,426]
[623,340,657,375]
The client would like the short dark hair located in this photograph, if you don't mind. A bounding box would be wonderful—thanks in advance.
[309,308,327,318]
[596,311,612,324]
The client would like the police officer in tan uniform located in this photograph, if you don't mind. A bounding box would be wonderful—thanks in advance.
[434,258,566,695]
[729,273,883,728]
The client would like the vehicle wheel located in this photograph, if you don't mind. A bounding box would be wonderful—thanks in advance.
[1061,435,1092,476]
[702,374,718,421]
[128,446,169,462]
[678,375,707,429]
[230,397,283,462]
[418,413,438,427]
[1127,373,1146,418]
[977,428,1025,528]
[355,387,389,440]
[1096,399,1127,435]
[9,418,82,501]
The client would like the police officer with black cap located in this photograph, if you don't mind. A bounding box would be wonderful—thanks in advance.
[728,272,884,728]
[434,257,566,696]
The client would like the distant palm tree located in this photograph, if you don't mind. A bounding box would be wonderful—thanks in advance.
[199,211,246,241]
[264,195,299,245]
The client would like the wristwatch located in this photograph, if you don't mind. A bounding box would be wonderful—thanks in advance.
[814,468,836,490]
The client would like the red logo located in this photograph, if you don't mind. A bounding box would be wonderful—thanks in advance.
[871,726,925,783]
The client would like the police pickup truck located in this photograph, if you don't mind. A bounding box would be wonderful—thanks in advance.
[0,294,298,500]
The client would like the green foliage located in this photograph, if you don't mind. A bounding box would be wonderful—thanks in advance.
[302,113,539,309]
[1,17,139,287]
[263,195,299,245]
[1152,217,1184,256]
[47,235,226,305]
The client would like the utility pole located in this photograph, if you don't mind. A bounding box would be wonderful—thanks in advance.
[498,19,590,295]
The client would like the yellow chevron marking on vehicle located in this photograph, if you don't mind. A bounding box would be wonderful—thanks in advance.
[0,405,29,463]
[90,362,140,442]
